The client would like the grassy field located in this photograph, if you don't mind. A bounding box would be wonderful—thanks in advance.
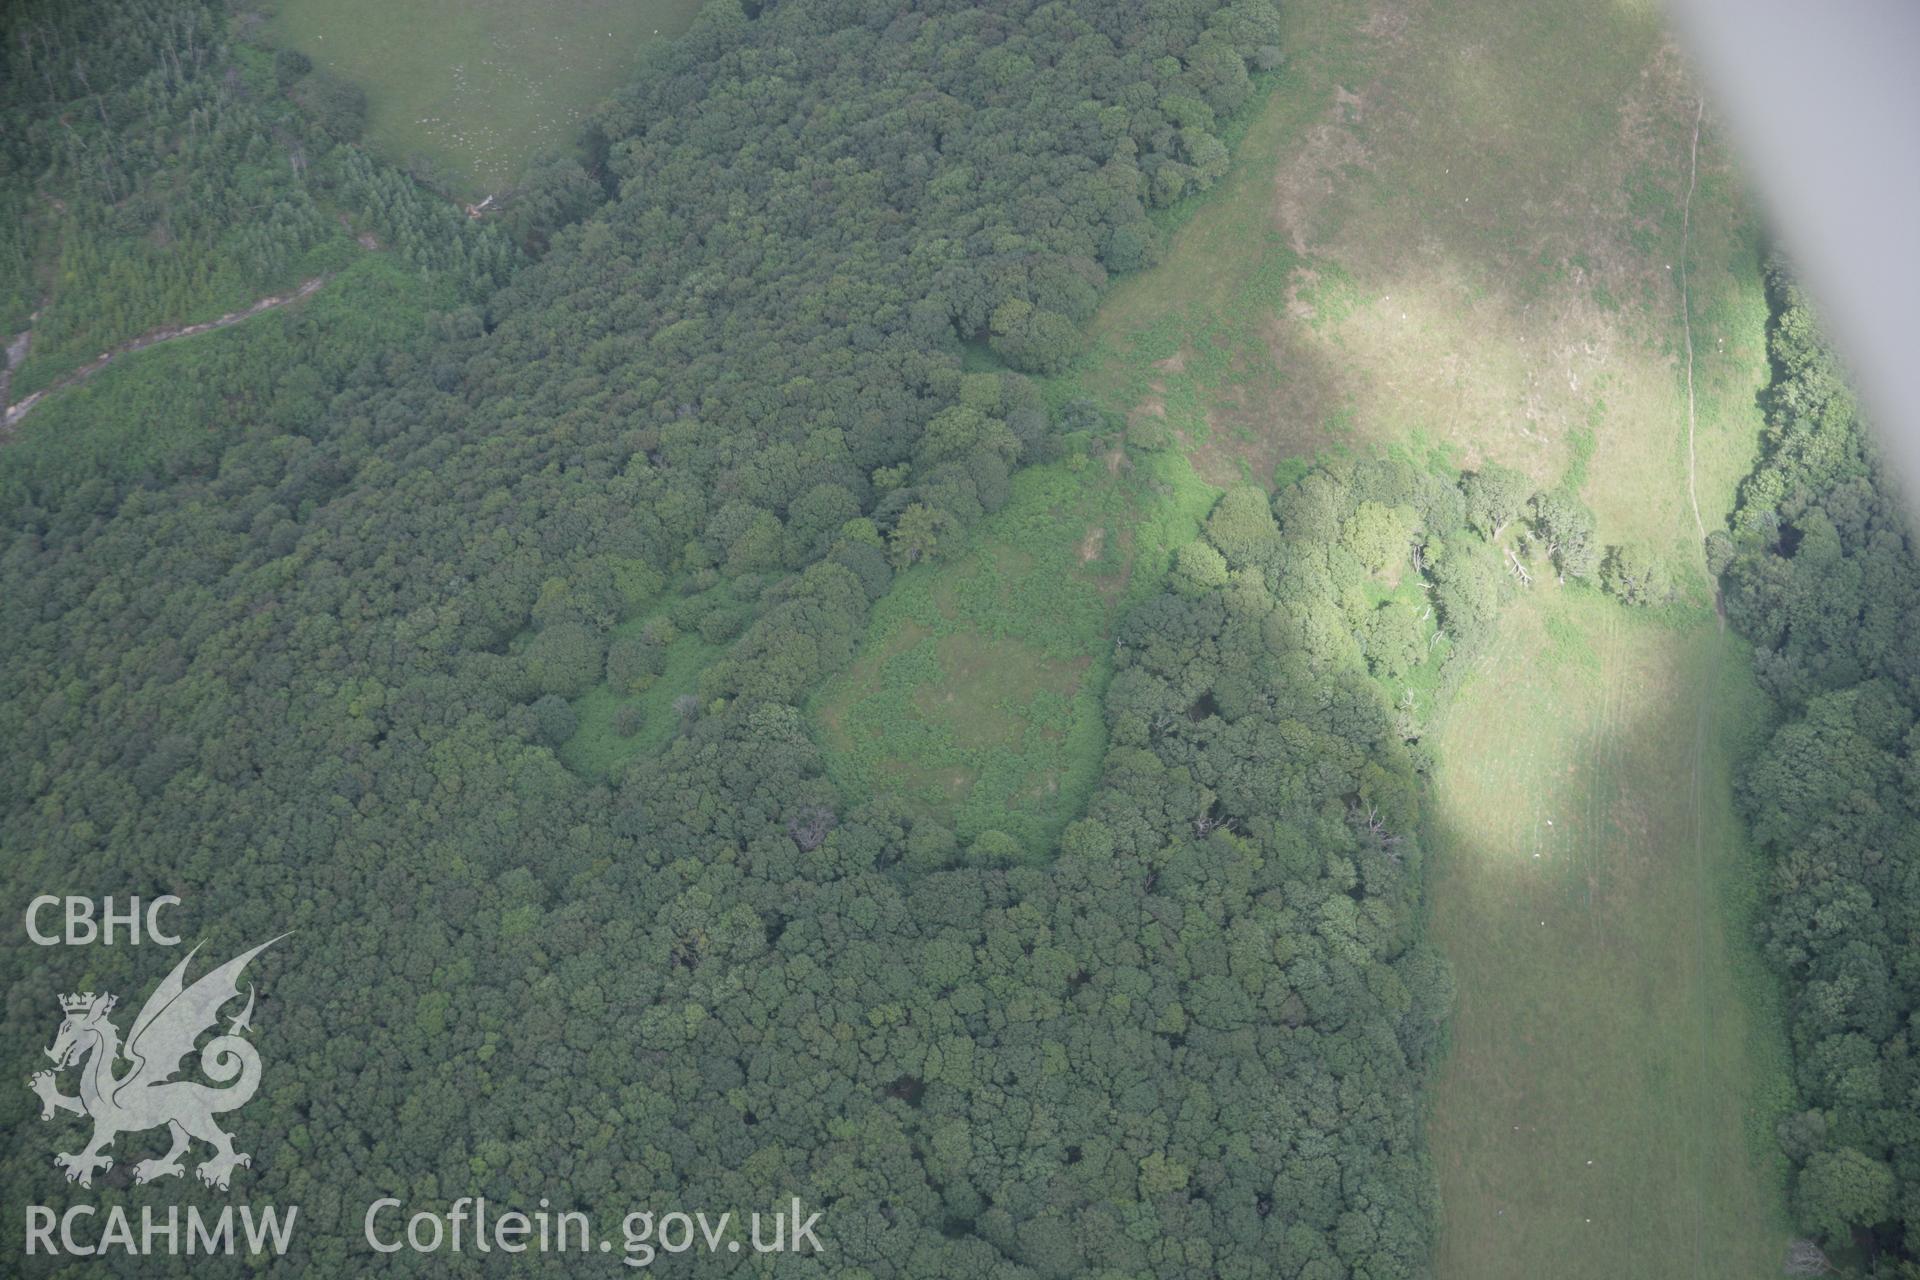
[264,0,704,197]
[811,452,1215,855]
[1079,0,1770,568]
[801,3,1380,854]
[1423,589,1794,1278]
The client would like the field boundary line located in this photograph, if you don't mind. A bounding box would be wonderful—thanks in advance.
[1680,97,1706,545]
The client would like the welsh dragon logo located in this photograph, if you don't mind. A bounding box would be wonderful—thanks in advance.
[28,937,282,1191]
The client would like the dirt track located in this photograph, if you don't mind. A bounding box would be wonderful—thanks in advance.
[2,276,327,437]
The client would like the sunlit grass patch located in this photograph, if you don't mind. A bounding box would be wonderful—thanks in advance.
[1039,0,1792,1270]
[1424,589,1794,1278]
[811,450,1215,856]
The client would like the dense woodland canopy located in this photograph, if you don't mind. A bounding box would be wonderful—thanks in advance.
[3,0,1915,1276]
[0,0,1464,1274]
[1716,265,1920,1274]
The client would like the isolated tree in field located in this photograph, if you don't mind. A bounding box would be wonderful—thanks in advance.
[1600,543,1673,606]
[1464,463,1531,539]
[1529,489,1600,582]
[607,629,666,692]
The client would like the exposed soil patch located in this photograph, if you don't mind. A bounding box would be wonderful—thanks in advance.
[0,327,30,426]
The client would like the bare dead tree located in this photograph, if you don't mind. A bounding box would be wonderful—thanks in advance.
[1193,810,1240,838]
[73,61,109,129]
[1782,1240,1835,1276]
[1505,545,1532,586]
[1347,802,1406,860]
[786,805,837,852]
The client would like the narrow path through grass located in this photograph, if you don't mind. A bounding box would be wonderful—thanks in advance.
[1681,97,1708,545]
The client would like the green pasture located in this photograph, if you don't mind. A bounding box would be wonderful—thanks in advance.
[264,0,704,196]
[810,451,1216,856]
[1423,589,1794,1278]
